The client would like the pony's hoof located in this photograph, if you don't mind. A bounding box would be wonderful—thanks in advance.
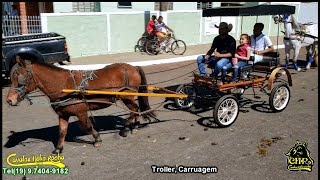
[52,147,63,154]
[93,141,102,148]
[119,128,129,137]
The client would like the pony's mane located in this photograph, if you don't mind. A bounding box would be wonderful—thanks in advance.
[34,61,68,71]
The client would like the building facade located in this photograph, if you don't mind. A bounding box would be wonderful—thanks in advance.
[52,2,266,13]
[3,2,317,58]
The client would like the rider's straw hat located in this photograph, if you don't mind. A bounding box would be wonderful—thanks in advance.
[215,22,233,32]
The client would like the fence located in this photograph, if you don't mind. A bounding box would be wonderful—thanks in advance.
[2,16,42,37]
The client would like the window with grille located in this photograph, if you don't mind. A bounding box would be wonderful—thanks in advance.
[197,2,212,10]
[118,2,132,8]
[154,2,173,11]
[72,2,100,12]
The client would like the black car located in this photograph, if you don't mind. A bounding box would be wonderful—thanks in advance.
[2,32,71,78]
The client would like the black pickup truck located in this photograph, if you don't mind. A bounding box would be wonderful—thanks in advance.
[2,32,70,78]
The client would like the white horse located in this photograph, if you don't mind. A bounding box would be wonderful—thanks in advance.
[273,14,318,71]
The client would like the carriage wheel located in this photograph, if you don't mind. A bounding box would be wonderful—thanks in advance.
[174,84,196,109]
[171,40,186,55]
[136,36,147,52]
[145,40,160,55]
[213,95,239,127]
[269,83,290,112]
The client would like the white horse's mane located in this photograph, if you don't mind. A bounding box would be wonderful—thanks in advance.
[290,14,300,31]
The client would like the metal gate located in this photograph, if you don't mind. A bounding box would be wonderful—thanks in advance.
[2,15,42,37]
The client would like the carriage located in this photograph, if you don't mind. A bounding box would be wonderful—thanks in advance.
[173,4,298,127]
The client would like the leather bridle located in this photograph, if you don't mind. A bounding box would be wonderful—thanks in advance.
[11,64,34,102]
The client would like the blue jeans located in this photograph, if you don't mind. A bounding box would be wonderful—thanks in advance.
[197,55,218,75]
[212,58,231,77]
[222,61,248,82]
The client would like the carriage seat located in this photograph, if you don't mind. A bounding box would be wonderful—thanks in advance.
[253,52,280,67]
[239,64,253,73]
[206,58,253,78]
[247,52,280,72]
[205,52,279,78]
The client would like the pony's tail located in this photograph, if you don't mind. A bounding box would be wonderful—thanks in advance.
[136,66,157,122]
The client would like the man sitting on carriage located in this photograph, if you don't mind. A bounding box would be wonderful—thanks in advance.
[196,22,236,83]
[250,23,275,64]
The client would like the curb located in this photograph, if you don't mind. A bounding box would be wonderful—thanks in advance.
[57,45,285,70]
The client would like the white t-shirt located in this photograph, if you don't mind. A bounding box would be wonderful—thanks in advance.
[250,33,272,51]
[250,33,273,63]
[155,22,166,32]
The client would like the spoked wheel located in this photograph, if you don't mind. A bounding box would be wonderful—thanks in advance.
[269,83,290,112]
[171,40,186,55]
[145,40,160,55]
[136,36,147,52]
[174,84,196,109]
[213,95,239,127]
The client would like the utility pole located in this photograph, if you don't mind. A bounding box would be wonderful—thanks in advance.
[19,2,28,35]
[159,2,167,16]
[159,2,168,24]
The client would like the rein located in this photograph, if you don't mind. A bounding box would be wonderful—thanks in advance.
[13,62,197,115]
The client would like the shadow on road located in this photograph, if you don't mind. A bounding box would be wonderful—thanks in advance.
[3,114,189,149]
[161,84,277,129]
[3,115,127,149]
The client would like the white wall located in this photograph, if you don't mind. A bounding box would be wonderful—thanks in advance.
[297,2,318,24]
[53,2,73,13]
[212,2,222,8]
[173,2,197,10]
[248,2,261,6]
[53,2,199,13]
[100,2,154,12]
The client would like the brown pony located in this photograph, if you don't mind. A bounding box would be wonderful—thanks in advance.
[6,56,156,154]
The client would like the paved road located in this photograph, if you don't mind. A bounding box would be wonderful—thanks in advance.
[2,48,318,180]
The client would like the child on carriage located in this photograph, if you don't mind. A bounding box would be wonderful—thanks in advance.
[221,33,251,83]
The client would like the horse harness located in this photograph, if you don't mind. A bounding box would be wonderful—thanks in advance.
[12,63,139,107]
[51,64,138,106]
[280,15,318,41]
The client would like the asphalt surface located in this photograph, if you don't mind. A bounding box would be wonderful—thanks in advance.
[2,48,318,180]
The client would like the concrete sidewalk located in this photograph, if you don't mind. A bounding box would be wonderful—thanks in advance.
[68,44,212,65]
[59,42,286,70]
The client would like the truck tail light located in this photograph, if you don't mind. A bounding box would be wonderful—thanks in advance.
[64,42,68,54]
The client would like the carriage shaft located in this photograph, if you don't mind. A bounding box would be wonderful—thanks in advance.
[62,89,188,99]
